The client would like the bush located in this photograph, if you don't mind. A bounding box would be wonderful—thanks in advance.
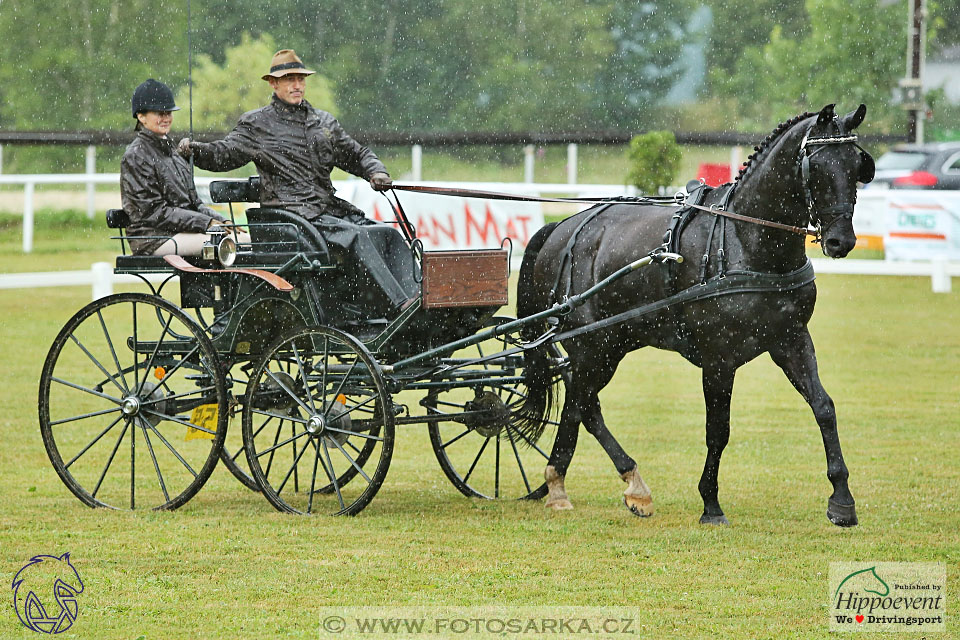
[626,130,682,194]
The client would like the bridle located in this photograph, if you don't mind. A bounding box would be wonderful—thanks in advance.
[795,118,867,244]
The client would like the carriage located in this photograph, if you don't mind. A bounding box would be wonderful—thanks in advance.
[39,104,873,525]
[38,176,654,516]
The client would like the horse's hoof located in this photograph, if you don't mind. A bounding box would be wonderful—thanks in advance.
[623,495,653,518]
[699,513,729,526]
[827,499,858,527]
[546,498,573,511]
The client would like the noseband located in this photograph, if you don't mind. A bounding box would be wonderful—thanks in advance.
[796,120,865,243]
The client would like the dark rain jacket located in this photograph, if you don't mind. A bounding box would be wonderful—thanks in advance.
[120,128,225,254]
[190,96,388,220]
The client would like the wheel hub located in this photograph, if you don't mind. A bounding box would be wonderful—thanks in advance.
[306,414,326,437]
[120,396,141,416]
[463,391,511,438]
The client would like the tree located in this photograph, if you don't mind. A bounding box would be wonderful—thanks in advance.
[626,130,682,193]
[177,32,338,131]
[720,0,906,132]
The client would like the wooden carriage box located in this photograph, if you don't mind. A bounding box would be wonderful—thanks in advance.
[420,249,509,309]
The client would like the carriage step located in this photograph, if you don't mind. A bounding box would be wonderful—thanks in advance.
[126,337,196,354]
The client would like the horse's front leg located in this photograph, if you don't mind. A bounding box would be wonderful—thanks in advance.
[699,366,735,525]
[769,329,857,527]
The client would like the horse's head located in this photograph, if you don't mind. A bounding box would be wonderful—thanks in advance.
[797,104,875,258]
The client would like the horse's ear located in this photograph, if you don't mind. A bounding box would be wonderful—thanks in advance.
[816,104,836,125]
[842,104,867,132]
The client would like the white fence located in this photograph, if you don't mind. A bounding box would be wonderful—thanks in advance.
[1,174,958,294]
[0,258,956,301]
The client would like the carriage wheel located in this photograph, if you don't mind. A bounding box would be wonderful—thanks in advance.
[38,293,228,510]
[424,317,565,501]
[242,326,394,515]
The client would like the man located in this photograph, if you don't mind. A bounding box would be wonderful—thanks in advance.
[178,49,415,314]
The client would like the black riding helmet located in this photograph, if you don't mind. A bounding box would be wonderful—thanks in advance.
[131,79,180,117]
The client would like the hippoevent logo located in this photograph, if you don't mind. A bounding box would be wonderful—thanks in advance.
[12,553,84,634]
[829,562,945,632]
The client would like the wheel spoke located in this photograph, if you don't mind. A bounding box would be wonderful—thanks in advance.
[326,394,378,424]
[140,384,218,407]
[130,415,136,509]
[251,408,307,425]
[51,377,121,405]
[92,419,130,499]
[135,311,175,397]
[323,426,383,442]
[326,435,373,484]
[150,344,203,388]
[291,342,317,414]
[132,301,139,391]
[306,439,321,513]
[49,405,122,427]
[507,428,532,494]
[68,333,126,395]
[264,418,284,480]
[440,427,474,450]
[495,433,501,499]
[142,408,217,436]
[275,434,311,496]
[138,417,170,504]
[330,358,359,403]
[506,424,550,460]
[146,422,199,478]
[462,436,490,485]
[320,438,345,511]
[256,428,310,458]
[97,309,130,392]
[64,414,124,469]
[264,368,313,416]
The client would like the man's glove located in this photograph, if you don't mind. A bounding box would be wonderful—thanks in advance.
[370,172,392,191]
[177,138,192,158]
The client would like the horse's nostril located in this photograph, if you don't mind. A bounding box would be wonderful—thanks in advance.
[826,238,841,250]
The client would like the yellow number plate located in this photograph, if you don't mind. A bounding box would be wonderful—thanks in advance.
[186,404,218,441]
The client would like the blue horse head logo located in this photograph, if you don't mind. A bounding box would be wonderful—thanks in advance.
[12,553,84,634]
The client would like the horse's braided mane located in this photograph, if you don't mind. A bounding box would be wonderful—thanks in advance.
[733,111,816,186]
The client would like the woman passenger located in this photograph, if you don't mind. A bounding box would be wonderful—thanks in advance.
[120,79,249,255]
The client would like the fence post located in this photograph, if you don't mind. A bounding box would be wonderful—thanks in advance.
[0,144,4,174]
[524,144,535,184]
[730,146,743,181]
[86,145,96,219]
[23,181,34,253]
[567,143,578,185]
[92,262,114,300]
[931,258,951,293]
[411,144,423,181]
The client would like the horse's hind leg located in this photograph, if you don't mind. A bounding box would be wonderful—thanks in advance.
[544,399,579,510]
[578,393,653,517]
[769,329,857,527]
[699,366,735,525]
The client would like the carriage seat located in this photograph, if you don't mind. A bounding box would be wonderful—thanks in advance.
[208,178,331,259]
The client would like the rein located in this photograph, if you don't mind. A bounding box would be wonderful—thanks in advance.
[388,183,818,237]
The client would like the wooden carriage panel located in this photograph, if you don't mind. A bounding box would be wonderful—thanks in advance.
[421,249,508,309]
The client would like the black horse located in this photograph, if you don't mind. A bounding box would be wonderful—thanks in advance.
[515,104,875,526]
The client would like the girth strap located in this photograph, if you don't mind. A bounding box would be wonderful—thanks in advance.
[553,259,816,343]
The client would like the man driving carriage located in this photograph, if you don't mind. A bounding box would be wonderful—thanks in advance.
[177,49,416,314]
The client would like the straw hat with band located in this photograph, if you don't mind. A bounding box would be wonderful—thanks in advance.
[262,50,316,80]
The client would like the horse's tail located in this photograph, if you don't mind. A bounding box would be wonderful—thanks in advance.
[512,222,561,445]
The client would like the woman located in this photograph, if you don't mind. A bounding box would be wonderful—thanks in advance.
[120,79,249,255]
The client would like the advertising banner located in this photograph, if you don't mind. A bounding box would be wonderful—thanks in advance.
[882,191,960,261]
[341,183,544,251]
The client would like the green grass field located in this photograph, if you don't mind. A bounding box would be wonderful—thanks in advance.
[0,214,957,638]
